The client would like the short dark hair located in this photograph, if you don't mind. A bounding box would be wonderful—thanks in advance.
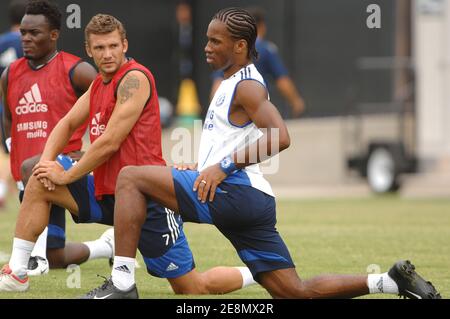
[25,0,62,30]
[85,14,127,44]
[213,7,258,60]
[9,0,27,26]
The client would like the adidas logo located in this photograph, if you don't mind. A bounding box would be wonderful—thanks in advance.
[15,83,48,115]
[376,277,384,293]
[114,265,131,274]
[166,262,179,272]
[90,112,106,136]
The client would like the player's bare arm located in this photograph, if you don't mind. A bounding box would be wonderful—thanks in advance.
[1,68,12,144]
[71,61,98,93]
[30,86,91,189]
[34,70,150,186]
[194,79,290,203]
[276,76,305,117]
[232,79,290,163]
[68,61,97,157]
[40,87,91,163]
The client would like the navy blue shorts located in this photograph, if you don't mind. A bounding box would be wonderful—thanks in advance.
[46,206,66,249]
[58,155,195,278]
[172,168,295,281]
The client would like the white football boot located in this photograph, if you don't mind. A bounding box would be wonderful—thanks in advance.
[0,264,29,292]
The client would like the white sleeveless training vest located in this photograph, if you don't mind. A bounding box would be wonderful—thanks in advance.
[198,64,274,197]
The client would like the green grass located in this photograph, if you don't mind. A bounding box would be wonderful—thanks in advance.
[0,196,449,299]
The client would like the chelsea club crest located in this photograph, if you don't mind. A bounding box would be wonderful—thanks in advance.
[215,93,226,106]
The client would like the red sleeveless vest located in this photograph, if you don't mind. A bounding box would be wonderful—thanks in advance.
[7,51,88,181]
[89,59,165,197]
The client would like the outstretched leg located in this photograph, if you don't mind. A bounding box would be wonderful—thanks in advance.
[259,268,368,299]
[46,243,89,268]
[110,166,430,299]
[258,261,441,299]
[168,266,255,295]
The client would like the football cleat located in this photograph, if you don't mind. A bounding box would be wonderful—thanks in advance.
[0,264,29,292]
[388,260,441,299]
[27,256,49,276]
[80,276,139,299]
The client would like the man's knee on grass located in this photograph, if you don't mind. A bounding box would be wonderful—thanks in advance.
[259,269,305,299]
[170,273,209,295]
[46,248,68,269]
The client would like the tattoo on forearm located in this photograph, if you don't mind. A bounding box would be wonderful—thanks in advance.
[119,74,140,104]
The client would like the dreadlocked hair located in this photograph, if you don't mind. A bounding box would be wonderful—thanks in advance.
[213,7,258,60]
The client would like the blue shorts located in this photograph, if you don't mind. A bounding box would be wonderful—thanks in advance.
[46,206,66,249]
[172,168,295,281]
[58,155,195,278]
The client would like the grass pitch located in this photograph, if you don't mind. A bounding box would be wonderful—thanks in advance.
[0,195,448,299]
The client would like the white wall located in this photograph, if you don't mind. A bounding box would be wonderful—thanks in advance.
[414,0,450,170]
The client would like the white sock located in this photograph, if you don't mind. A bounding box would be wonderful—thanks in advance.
[235,266,256,288]
[9,238,34,278]
[111,256,135,291]
[367,273,399,294]
[84,238,113,260]
[31,227,48,258]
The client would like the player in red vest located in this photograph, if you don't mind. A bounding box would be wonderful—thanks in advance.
[0,0,27,209]
[0,0,115,276]
[0,13,255,296]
